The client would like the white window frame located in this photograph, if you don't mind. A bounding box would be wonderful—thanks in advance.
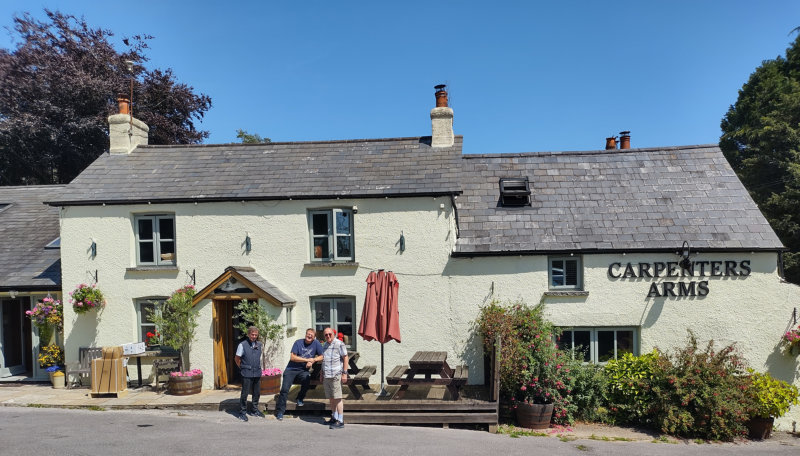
[308,209,354,262]
[134,214,176,266]
[548,256,582,290]
[556,327,638,364]
[135,298,165,344]
[311,296,356,350]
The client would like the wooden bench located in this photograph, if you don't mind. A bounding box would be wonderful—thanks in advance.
[300,354,375,399]
[65,347,103,389]
[386,364,409,384]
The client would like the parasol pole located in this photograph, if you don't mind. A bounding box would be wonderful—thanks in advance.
[378,343,388,396]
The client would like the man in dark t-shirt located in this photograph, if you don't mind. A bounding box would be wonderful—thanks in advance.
[274,328,324,420]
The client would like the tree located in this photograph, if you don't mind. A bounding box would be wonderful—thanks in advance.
[236,129,271,144]
[720,34,800,284]
[150,285,198,371]
[0,9,211,185]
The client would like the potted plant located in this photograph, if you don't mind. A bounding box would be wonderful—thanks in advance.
[475,299,574,428]
[38,344,64,386]
[233,298,284,394]
[168,368,203,395]
[70,283,105,314]
[145,331,161,349]
[781,324,800,355]
[745,369,800,439]
[150,285,199,392]
[46,365,65,389]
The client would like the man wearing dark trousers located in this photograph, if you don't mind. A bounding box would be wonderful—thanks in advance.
[274,328,324,420]
[235,326,264,421]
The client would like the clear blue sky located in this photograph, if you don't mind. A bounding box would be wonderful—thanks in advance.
[1,1,798,153]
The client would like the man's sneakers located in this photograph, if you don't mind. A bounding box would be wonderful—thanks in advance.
[323,417,336,425]
[248,409,265,418]
[275,412,284,421]
[237,412,248,422]
[295,399,304,407]
[329,420,344,429]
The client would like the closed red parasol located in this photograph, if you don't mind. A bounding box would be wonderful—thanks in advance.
[358,269,400,394]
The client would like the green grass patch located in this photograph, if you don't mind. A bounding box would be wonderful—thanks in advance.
[26,403,46,408]
[497,424,548,438]
[87,405,105,411]
[575,444,589,451]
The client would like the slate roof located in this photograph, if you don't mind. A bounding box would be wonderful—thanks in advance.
[47,137,464,205]
[454,145,784,254]
[0,185,64,290]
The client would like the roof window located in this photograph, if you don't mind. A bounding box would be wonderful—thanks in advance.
[499,177,531,207]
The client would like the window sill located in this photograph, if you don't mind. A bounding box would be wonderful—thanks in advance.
[543,290,589,297]
[126,265,179,272]
[303,262,359,268]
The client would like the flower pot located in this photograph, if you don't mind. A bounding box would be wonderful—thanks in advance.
[50,372,65,389]
[515,402,554,429]
[167,374,203,395]
[746,416,774,440]
[260,375,281,395]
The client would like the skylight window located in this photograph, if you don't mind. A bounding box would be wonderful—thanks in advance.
[499,177,531,207]
[45,237,61,249]
[0,203,10,213]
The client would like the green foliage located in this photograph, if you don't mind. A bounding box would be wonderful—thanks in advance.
[236,129,271,144]
[234,298,283,369]
[605,350,659,424]
[747,369,799,418]
[720,34,800,284]
[569,362,611,423]
[150,285,198,369]
[475,299,576,424]
[647,333,754,441]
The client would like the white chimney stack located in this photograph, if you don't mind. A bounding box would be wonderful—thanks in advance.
[431,84,454,148]
[109,95,148,154]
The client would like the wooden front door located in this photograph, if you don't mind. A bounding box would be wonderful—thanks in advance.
[212,300,244,388]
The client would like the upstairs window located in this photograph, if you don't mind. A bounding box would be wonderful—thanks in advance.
[135,215,176,266]
[549,256,582,290]
[499,177,531,207]
[309,209,353,262]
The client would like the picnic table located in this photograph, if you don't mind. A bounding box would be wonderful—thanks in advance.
[386,351,468,400]
[126,347,182,388]
[304,351,377,400]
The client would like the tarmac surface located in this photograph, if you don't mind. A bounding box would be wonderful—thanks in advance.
[1,381,798,447]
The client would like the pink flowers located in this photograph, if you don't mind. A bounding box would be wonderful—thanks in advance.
[262,368,282,376]
[70,283,105,314]
[170,369,202,378]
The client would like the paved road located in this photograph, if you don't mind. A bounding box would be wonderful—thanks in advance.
[0,407,795,456]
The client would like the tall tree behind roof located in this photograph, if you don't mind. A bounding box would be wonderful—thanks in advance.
[0,9,212,185]
[720,33,800,285]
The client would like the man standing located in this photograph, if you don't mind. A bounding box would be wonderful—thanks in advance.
[322,327,348,429]
[234,326,264,422]
[275,328,324,420]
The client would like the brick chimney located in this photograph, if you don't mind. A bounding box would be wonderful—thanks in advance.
[619,131,631,150]
[109,95,149,155]
[430,84,454,148]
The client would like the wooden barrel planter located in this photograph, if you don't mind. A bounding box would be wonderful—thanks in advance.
[515,402,554,429]
[746,417,774,440]
[260,375,281,395]
[168,374,203,396]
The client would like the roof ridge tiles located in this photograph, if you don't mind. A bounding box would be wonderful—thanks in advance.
[137,135,464,149]
[462,144,718,159]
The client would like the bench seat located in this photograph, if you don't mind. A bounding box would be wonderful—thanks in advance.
[386,365,409,384]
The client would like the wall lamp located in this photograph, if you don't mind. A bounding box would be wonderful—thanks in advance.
[679,241,692,269]
[399,231,406,252]
[9,290,18,298]
[245,232,252,253]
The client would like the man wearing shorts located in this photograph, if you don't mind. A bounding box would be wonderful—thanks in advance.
[321,327,348,429]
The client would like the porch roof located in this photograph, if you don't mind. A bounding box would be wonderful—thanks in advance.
[193,266,295,307]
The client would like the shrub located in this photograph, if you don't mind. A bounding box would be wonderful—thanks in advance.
[475,299,576,424]
[150,285,198,370]
[747,369,799,419]
[569,362,611,423]
[605,350,659,424]
[648,333,754,441]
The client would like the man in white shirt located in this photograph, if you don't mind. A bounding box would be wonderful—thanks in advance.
[321,327,348,429]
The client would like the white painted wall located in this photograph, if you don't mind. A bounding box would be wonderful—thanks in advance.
[59,198,800,428]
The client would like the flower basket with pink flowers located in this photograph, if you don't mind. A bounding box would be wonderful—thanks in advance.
[70,283,105,314]
[781,324,800,355]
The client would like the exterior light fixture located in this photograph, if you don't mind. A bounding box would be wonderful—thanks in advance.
[245,232,252,253]
[399,231,406,252]
[90,238,97,258]
[679,241,692,270]
[9,290,18,298]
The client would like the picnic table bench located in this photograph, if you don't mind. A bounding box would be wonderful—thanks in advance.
[386,351,468,400]
[298,351,377,400]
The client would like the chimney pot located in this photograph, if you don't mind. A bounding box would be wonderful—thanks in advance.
[605,136,617,150]
[619,131,631,149]
[434,84,449,108]
[117,95,130,115]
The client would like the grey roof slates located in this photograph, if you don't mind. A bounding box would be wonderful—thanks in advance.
[455,145,783,254]
[0,186,64,289]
